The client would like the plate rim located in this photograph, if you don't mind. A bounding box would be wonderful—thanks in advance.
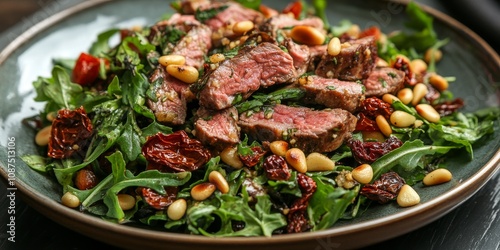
[1,0,499,249]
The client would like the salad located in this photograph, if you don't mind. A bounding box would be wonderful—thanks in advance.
[21,0,499,236]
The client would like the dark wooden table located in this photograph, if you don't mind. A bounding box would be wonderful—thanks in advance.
[1,1,499,249]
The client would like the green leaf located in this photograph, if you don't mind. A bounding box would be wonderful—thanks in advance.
[141,121,173,138]
[21,155,49,173]
[235,0,261,10]
[116,111,142,161]
[89,29,120,57]
[312,0,330,28]
[33,66,84,109]
[195,5,229,22]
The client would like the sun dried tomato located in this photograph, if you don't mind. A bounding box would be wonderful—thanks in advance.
[48,107,93,159]
[355,113,379,132]
[287,173,316,233]
[433,98,464,117]
[347,136,403,164]
[424,83,441,104]
[263,155,291,181]
[142,131,211,172]
[74,168,98,190]
[392,56,417,86]
[359,26,381,41]
[239,146,266,167]
[360,171,405,204]
[137,186,178,210]
[360,97,394,120]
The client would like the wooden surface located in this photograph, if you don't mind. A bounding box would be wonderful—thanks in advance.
[0,1,499,249]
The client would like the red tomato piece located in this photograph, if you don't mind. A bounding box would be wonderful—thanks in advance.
[359,26,381,41]
[72,53,101,85]
[282,1,302,19]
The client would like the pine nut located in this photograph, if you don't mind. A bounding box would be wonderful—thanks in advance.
[327,37,341,56]
[414,120,424,128]
[351,164,373,184]
[208,171,229,194]
[220,146,244,169]
[191,182,216,201]
[209,53,225,64]
[46,112,56,122]
[390,111,416,128]
[376,58,389,67]
[290,25,325,46]
[411,83,428,106]
[346,24,360,38]
[375,115,392,137]
[167,199,187,220]
[416,104,441,123]
[382,94,400,104]
[423,168,452,186]
[61,192,80,208]
[361,131,385,142]
[285,148,307,173]
[166,65,199,84]
[397,88,413,105]
[269,140,289,157]
[410,59,428,74]
[35,125,52,146]
[397,184,420,207]
[428,73,448,91]
[306,152,335,172]
[424,48,442,63]
[233,20,254,35]
[117,194,136,211]
[158,55,186,67]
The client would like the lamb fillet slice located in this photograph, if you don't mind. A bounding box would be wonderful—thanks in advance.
[238,104,357,153]
[259,14,324,38]
[171,24,212,69]
[285,38,311,76]
[363,67,405,97]
[298,75,365,113]
[197,42,297,110]
[194,107,240,151]
[315,36,377,81]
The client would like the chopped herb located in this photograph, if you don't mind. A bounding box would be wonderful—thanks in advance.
[195,5,229,22]
[378,77,388,88]
[388,72,397,78]
[326,86,337,91]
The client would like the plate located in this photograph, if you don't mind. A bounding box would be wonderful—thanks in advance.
[0,0,499,249]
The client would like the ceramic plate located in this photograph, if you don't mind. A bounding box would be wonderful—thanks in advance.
[0,0,499,249]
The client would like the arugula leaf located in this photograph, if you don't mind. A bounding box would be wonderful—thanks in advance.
[89,29,120,57]
[116,111,143,161]
[195,6,229,22]
[20,155,49,173]
[235,0,261,10]
[312,0,330,28]
[33,66,84,109]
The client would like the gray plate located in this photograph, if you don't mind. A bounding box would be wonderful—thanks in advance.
[0,0,499,249]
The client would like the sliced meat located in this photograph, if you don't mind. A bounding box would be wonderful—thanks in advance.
[298,75,365,113]
[315,36,377,81]
[238,104,357,153]
[197,42,297,110]
[147,67,188,125]
[364,67,405,97]
[260,14,324,37]
[194,107,240,151]
[171,24,212,69]
[285,38,310,76]
[190,1,264,31]
[180,0,211,14]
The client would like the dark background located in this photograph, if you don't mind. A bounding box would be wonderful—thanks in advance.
[0,0,499,249]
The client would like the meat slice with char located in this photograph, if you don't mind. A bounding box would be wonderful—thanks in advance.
[315,36,377,81]
[364,67,405,97]
[171,24,212,69]
[284,38,311,76]
[238,104,357,153]
[260,14,324,38]
[194,107,240,151]
[196,42,297,110]
[298,75,365,113]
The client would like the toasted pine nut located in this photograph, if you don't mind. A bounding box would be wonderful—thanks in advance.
[46,112,56,122]
[191,182,216,201]
[375,115,392,137]
[376,58,389,67]
[35,125,52,146]
[351,164,373,184]
[414,119,424,128]
[285,148,307,173]
[167,199,187,220]
[411,83,428,106]
[306,152,335,172]
[158,55,186,67]
[327,37,341,56]
[397,88,413,105]
[390,111,416,128]
[410,59,428,74]
[269,140,289,157]
[166,65,199,84]
[117,194,136,211]
[209,53,225,64]
[423,168,452,186]
[382,94,400,104]
[290,25,325,46]
[220,146,244,169]
[397,184,420,207]
[346,24,360,38]
[61,192,80,208]
[233,20,254,34]
[416,104,441,123]
[208,171,229,194]
[428,73,448,91]
[424,48,442,63]
[361,131,385,142]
